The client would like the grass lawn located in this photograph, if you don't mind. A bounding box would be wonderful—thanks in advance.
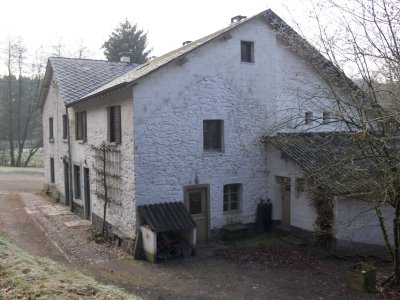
[0,231,139,299]
[0,166,44,174]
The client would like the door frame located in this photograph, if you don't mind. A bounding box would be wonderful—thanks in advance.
[183,184,210,242]
[277,176,291,227]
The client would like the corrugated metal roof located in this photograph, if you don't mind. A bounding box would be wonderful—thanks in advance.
[138,202,196,233]
[265,132,377,195]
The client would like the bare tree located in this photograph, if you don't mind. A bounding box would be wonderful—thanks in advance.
[90,142,122,237]
[0,37,44,167]
[265,0,400,284]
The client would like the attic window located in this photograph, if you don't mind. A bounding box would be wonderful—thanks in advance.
[323,112,331,124]
[108,105,121,144]
[75,111,87,142]
[241,41,254,63]
[305,112,313,125]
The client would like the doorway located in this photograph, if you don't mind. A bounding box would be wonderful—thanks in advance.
[278,177,291,227]
[184,186,209,243]
[83,167,91,220]
[63,161,69,206]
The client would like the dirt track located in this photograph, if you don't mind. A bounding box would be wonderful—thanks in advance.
[0,170,381,299]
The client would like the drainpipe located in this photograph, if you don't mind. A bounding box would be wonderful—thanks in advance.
[66,108,74,212]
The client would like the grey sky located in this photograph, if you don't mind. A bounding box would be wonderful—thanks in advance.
[0,0,312,70]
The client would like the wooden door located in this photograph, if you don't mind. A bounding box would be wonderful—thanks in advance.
[185,187,208,242]
[83,167,91,220]
[281,178,291,227]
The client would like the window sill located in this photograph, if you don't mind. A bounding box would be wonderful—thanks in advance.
[203,150,224,156]
[49,138,54,143]
[73,199,83,206]
[223,210,242,216]
[240,61,255,64]
[63,139,68,143]
[77,140,86,144]
[107,142,121,147]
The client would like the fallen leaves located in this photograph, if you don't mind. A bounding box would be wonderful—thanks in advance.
[215,245,326,274]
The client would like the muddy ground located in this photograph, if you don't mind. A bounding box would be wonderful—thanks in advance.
[0,170,389,299]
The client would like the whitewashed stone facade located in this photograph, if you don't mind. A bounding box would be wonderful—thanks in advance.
[42,75,69,203]
[68,89,136,238]
[41,11,385,249]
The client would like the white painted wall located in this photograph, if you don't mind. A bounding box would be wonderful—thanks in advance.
[334,197,394,246]
[69,88,136,238]
[265,144,316,231]
[41,75,69,203]
[131,17,332,231]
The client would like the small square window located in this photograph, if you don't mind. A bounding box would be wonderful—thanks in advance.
[323,112,331,124]
[203,120,223,152]
[305,112,313,125]
[241,41,254,63]
[224,184,241,212]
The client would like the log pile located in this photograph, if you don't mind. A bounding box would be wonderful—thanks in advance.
[156,231,192,260]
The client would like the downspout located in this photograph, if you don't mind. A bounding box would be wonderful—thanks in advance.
[66,107,74,212]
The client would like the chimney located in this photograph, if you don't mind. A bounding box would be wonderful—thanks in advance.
[231,15,247,24]
[119,52,131,63]
[182,41,192,46]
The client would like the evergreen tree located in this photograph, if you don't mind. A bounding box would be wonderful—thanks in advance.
[102,19,151,64]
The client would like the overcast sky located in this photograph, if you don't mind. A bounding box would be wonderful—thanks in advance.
[0,0,312,68]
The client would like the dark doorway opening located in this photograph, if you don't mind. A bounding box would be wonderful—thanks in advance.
[84,167,91,220]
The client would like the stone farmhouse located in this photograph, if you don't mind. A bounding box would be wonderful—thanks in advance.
[38,9,392,253]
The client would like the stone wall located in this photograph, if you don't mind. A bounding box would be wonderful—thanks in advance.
[41,75,69,204]
[131,17,333,231]
[69,88,136,239]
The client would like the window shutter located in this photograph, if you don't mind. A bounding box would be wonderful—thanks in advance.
[82,111,87,142]
[75,112,79,140]
[114,106,121,144]
[203,121,209,150]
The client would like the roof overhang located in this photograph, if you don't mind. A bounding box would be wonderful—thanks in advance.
[137,202,196,233]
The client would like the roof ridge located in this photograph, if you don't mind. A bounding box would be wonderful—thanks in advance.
[74,9,270,104]
[49,56,136,65]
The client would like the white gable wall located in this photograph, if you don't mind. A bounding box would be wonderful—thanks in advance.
[132,17,333,231]
[42,75,69,203]
[334,197,394,246]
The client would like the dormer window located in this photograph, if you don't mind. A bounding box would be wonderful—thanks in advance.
[241,41,254,63]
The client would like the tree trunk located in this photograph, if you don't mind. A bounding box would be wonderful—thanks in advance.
[102,146,108,237]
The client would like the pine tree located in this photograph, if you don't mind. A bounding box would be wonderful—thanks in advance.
[102,19,151,64]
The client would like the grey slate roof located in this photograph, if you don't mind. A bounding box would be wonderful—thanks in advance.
[137,202,196,233]
[265,132,376,194]
[48,57,138,104]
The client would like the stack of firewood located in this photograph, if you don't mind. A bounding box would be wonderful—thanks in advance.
[157,231,191,260]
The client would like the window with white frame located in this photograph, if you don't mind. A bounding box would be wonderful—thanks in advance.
[223,184,241,212]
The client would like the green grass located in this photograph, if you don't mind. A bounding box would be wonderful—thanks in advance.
[0,166,44,173]
[0,231,140,299]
